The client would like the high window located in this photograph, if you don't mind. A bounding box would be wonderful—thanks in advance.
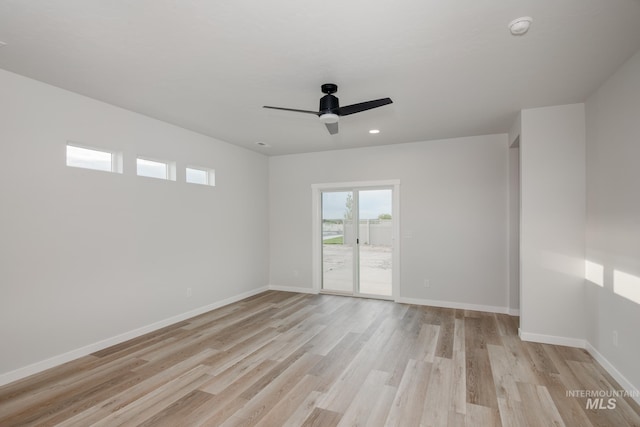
[66,143,122,173]
[186,166,215,186]
[136,157,176,181]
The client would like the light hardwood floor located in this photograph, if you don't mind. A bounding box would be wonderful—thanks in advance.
[1,291,639,426]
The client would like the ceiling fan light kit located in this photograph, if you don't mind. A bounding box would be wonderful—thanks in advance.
[319,113,339,124]
[263,83,392,135]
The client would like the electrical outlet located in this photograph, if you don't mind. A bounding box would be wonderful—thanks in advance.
[424,279,430,288]
[612,330,618,347]
[293,270,299,277]
[187,287,192,298]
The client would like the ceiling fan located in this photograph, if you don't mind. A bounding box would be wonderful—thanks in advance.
[263,83,392,135]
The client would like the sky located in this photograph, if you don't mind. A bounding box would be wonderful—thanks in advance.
[322,189,392,220]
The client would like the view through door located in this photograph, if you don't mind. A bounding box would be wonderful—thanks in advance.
[321,191,354,294]
[358,189,393,296]
[321,188,393,297]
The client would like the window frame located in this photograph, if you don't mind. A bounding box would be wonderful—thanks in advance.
[136,156,176,181]
[185,165,216,187]
[66,142,123,173]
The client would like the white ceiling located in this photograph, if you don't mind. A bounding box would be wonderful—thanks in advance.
[1,1,640,156]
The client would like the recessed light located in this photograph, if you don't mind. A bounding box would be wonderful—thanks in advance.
[369,129,380,134]
[509,17,532,36]
[255,141,271,147]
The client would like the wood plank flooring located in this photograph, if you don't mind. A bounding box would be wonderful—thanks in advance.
[1,291,639,426]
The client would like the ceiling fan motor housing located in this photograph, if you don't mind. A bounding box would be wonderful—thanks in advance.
[319,83,339,114]
[319,94,339,114]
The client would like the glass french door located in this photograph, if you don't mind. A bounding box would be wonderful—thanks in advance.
[321,191,355,294]
[321,188,393,298]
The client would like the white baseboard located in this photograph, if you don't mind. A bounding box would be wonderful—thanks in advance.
[519,333,639,405]
[395,296,512,315]
[585,342,640,406]
[518,330,587,348]
[267,290,520,316]
[0,286,269,387]
[507,308,520,316]
[268,284,319,294]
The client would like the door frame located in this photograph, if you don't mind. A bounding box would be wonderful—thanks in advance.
[311,180,400,300]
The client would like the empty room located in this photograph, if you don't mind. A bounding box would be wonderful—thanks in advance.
[1,1,640,426]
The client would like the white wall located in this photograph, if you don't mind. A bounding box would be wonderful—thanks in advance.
[508,115,522,313]
[0,69,269,381]
[508,143,520,312]
[269,134,510,311]
[585,48,640,390]
[519,104,586,344]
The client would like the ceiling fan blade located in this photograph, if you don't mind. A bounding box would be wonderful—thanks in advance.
[263,106,319,115]
[336,98,393,116]
[325,122,339,135]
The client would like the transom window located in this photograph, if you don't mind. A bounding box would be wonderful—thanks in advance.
[186,166,215,186]
[66,143,122,173]
[136,157,176,181]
